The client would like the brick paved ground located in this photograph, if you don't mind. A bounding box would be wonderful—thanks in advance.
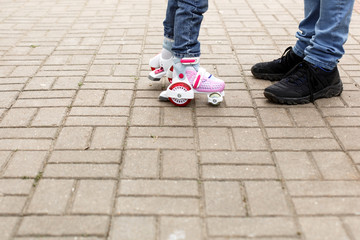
[1,0,360,239]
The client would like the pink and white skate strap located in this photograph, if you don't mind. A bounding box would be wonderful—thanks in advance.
[181,57,200,65]
[154,67,165,74]
[193,67,206,89]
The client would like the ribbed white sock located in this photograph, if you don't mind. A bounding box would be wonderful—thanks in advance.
[161,48,173,60]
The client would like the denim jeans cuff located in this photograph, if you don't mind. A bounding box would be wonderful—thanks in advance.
[304,56,337,70]
[163,37,174,52]
[173,53,201,58]
[292,44,306,58]
[164,34,174,41]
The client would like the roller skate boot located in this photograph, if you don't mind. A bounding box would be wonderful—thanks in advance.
[148,38,174,82]
[161,57,225,107]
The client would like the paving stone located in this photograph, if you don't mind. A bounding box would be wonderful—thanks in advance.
[201,151,273,164]
[131,107,160,126]
[31,107,67,126]
[207,217,297,237]
[162,150,198,179]
[90,127,126,149]
[275,152,320,180]
[293,197,360,215]
[88,65,113,76]
[202,165,278,180]
[103,90,133,106]
[11,66,39,77]
[19,90,75,99]
[0,108,37,127]
[14,238,104,240]
[126,137,195,150]
[0,139,53,151]
[69,106,130,116]
[18,216,109,236]
[73,90,104,106]
[122,150,159,178]
[270,138,341,151]
[232,128,268,150]
[0,151,11,169]
[198,127,232,150]
[116,196,199,215]
[0,217,18,240]
[312,152,359,180]
[197,116,258,127]
[27,179,74,214]
[72,180,116,214]
[119,179,198,196]
[266,127,333,138]
[0,128,57,139]
[163,107,193,126]
[53,76,83,89]
[25,77,56,90]
[3,151,46,177]
[109,217,156,240]
[258,108,293,127]
[55,127,92,150]
[0,179,34,195]
[204,181,246,216]
[65,115,128,126]
[245,181,290,216]
[14,97,73,107]
[0,196,27,214]
[299,217,350,240]
[196,107,255,117]
[287,181,360,196]
[289,108,326,127]
[49,150,121,163]
[334,127,360,150]
[342,217,360,239]
[349,151,360,164]
[43,164,118,179]
[160,217,202,240]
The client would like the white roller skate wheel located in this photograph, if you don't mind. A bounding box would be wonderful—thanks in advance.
[208,92,222,106]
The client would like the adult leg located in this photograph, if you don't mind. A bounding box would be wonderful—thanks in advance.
[303,0,355,70]
[263,0,355,104]
[292,0,320,58]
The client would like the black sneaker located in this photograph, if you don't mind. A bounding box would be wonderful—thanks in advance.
[264,61,343,105]
[251,47,303,81]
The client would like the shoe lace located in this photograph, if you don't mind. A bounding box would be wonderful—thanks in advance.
[283,61,320,103]
[274,46,293,64]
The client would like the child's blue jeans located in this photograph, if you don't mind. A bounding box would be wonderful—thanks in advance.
[163,0,208,58]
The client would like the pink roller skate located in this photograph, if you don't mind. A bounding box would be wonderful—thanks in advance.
[160,57,225,106]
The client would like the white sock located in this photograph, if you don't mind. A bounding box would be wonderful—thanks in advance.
[161,48,173,60]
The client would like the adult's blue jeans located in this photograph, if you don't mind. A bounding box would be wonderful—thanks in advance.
[293,0,355,70]
[163,0,208,58]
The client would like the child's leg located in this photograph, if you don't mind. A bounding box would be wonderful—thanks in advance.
[148,0,177,80]
[172,0,208,58]
[163,0,178,41]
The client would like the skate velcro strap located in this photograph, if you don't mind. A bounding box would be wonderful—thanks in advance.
[193,68,206,89]
[154,67,164,74]
[180,57,200,65]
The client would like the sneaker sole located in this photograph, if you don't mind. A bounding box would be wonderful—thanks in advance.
[264,81,343,105]
[251,71,284,81]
